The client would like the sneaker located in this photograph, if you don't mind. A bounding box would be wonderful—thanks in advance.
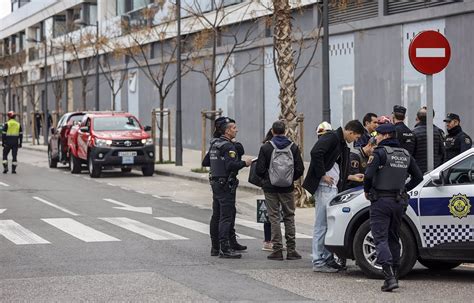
[313,264,339,273]
[286,250,302,260]
[328,259,346,271]
[262,241,273,252]
[267,250,284,261]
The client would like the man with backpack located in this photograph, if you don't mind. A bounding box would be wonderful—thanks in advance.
[256,120,305,261]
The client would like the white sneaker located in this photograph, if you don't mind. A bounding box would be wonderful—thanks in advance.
[262,241,273,251]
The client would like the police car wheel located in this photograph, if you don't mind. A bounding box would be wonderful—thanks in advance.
[418,258,462,270]
[353,220,417,279]
[48,148,58,168]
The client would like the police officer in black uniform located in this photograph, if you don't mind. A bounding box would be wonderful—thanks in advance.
[208,118,251,258]
[346,137,376,189]
[392,105,415,155]
[364,123,423,292]
[203,117,248,256]
[443,113,472,161]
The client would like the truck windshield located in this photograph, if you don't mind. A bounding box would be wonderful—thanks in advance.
[93,116,141,131]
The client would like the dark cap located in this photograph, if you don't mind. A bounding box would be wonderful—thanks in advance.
[393,105,407,115]
[375,123,396,134]
[443,113,460,122]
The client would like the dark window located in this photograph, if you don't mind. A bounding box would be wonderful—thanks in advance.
[446,156,474,185]
[386,0,462,15]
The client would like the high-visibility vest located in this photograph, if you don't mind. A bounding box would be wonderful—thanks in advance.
[5,119,21,136]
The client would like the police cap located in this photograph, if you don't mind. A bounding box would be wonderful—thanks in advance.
[375,123,396,134]
[393,105,407,115]
[443,113,460,122]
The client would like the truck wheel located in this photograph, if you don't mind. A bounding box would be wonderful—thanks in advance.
[88,156,101,178]
[48,147,58,168]
[418,259,462,270]
[70,152,81,174]
[353,220,417,279]
[121,167,132,173]
[142,164,154,176]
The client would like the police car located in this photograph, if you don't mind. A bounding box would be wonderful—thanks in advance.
[326,148,474,278]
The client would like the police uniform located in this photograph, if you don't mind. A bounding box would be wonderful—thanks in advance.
[2,112,23,174]
[393,105,415,156]
[364,123,423,292]
[443,113,472,161]
[346,146,370,189]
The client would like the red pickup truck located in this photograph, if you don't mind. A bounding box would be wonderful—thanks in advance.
[67,112,155,178]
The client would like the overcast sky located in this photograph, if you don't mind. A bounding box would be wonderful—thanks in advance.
[0,0,10,19]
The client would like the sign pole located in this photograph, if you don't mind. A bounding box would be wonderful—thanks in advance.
[426,75,434,172]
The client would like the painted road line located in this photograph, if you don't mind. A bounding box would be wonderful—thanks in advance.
[42,218,120,242]
[235,218,312,239]
[103,198,152,214]
[156,217,255,240]
[0,220,50,245]
[33,197,79,216]
[101,217,187,240]
[0,181,10,187]
[416,48,445,58]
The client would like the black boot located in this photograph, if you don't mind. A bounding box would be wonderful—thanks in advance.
[211,239,219,256]
[11,165,16,174]
[230,236,247,251]
[267,249,284,261]
[219,241,242,259]
[381,265,399,292]
[2,164,7,174]
[393,265,400,282]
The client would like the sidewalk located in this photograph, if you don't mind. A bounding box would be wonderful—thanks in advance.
[21,142,315,232]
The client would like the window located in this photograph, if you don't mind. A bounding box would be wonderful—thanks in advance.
[446,156,474,185]
[93,116,141,131]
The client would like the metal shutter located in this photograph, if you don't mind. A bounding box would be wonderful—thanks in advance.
[387,0,462,15]
[328,0,379,25]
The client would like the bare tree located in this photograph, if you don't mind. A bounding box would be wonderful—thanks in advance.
[49,43,67,118]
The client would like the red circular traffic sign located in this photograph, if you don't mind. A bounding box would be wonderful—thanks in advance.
[409,30,451,75]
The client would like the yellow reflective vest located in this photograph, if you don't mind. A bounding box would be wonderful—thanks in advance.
[5,119,21,136]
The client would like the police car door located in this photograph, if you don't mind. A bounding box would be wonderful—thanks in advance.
[417,153,474,254]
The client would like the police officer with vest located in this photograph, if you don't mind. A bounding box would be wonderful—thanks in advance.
[203,117,248,256]
[443,113,472,161]
[364,123,422,292]
[208,118,251,258]
[2,111,23,174]
[392,105,415,155]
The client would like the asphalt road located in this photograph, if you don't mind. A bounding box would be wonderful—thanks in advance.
[0,149,472,302]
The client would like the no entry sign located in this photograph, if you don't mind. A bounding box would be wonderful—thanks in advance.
[409,30,451,75]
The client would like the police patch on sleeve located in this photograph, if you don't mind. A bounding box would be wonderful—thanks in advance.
[367,155,374,164]
[229,151,236,158]
[351,160,359,168]
[448,194,471,219]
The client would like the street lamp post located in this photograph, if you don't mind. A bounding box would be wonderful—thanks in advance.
[95,20,99,111]
[322,0,330,123]
[175,0,183,166]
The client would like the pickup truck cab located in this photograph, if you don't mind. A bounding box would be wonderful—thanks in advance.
[67,112,155,178]
[48,112,86,168]
[325,148,474,278]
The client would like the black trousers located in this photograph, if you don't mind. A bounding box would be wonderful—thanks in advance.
[3,144,18,165]
[370,196,404,267]
[210,181,237,243]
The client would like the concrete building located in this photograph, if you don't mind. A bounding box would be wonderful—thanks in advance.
[1,0,473,158]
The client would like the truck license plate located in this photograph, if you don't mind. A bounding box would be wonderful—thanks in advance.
[122,156,134,164]
[118,151,137,157]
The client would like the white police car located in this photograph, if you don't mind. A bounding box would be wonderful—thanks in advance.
[326,148,474,278]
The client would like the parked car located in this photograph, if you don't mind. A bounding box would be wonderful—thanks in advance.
[67,112,155,178]
[48,112,86,168]
[325,148,474,278]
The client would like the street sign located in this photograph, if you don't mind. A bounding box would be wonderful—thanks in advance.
[409,30,451,75]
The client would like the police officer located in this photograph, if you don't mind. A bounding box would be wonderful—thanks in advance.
[208,118,251,258]
[392,105,415,155]
[346,136,376,189]
[203,117,248,256]
[364,123,423,292]
[2,111,23,174]
[443,113,472,161]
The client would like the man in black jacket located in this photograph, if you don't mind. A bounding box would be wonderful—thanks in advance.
[355,113,378,147]
[256,120,305,261]
[392,105,415,155]
[303,120,364,272]
[412,107,445,173]
[443,113,472,161]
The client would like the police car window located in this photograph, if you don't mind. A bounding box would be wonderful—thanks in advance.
[446,155,474,185]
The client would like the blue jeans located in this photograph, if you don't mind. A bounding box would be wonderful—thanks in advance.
[312,185,338,266]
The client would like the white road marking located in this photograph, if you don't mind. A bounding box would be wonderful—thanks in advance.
[103,198,152,214]
[0,209,6,214]
[107,183,117,186]
[42,218,120,242]
[32,197,79,216]
[156,217,255,239]
[171,200,185,204]
[121,187,130,191]
[416,48,445,58]
[136,191,146,194]
[0,181,10,187]
[235,218,312,239]
[0,220,50,245]
[101,217,187,240]
[152,195,163,199]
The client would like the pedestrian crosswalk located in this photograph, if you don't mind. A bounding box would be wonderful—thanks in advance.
[0,216,312,245]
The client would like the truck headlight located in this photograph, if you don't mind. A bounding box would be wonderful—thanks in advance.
[329,191,361,206]
[95,139,112,147]
[142,138,153,145]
